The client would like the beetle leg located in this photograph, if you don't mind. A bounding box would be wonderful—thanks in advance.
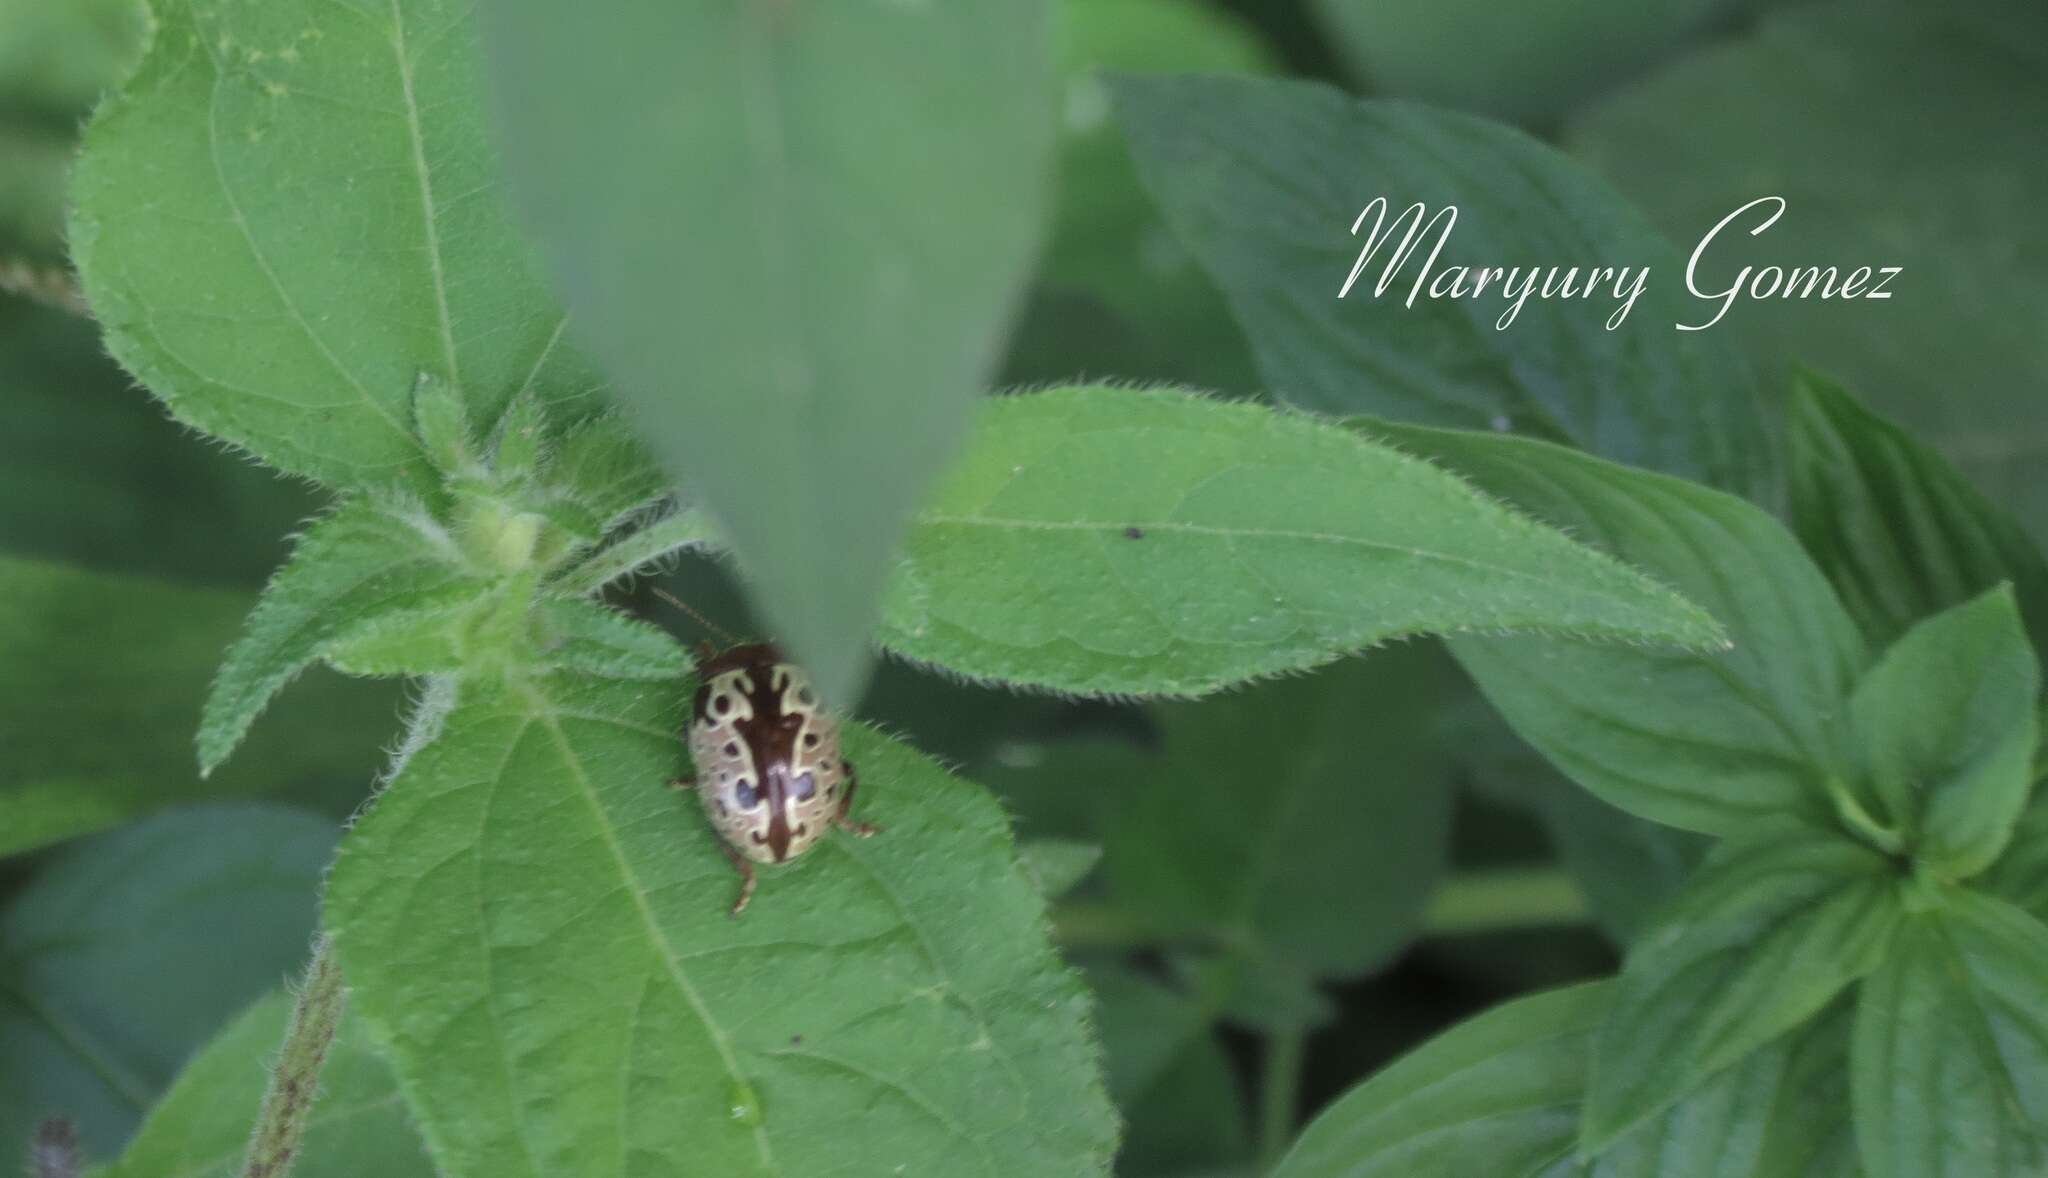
[669,775,696,791]
[718,841,757,917]
[832,763,879,838]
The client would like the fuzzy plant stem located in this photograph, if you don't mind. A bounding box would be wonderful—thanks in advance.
[240,936,347,1178]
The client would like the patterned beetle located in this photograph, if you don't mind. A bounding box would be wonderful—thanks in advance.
[671,641,875,915]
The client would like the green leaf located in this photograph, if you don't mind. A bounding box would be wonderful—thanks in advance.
[1584,828,1903,1149]
[0,299,317,589]
[1752,1003,1860,1178]
[547,413,670,530]
[1100,649,1455,979]
[878,385,1725,698]
[1849,586,2039,877]
[1851,892,2048,1178]
[200,497,482,774]
[1273,980,1794,1178]
[324,670,1118,1177]
[0,0,147,120]
[1111,74,1772,499]
[1376,420,1865,836]
[68,0,601,492]
[102,993,432,1178]
[1787,371,2048,652]
[1567,0,2048,536]
[0,805,336,1165]
[1087,966,1250,1177]
[477,0,1054,707]
[549,506,720,597]
[1988,792,2048,923]
[530,597,691,681]
[1307,0,1737,126]
[1538,780,1710,947]
[0,556,395,857]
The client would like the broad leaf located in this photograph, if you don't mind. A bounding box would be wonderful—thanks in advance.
[102,994,432,1178]
[324,670,1118,1177]
[1584,829,1903,1148]
[1307,0,1737,125]
[1087,966,1250,1177]
[1374,421,1866,836]
[1753,1003,1860,1178]
[1538,776,1710,946]
[478,0,1054,707]
[200,497,482,773]
[878,386,1724,697]
[0,805,336,1165]
[1273,980,1792,1178]
[1852,893,2048,1178]
[0,556,394,857]
[1100,649,1455,979]
[69,0,601,491]
[1989,793,2048,923]
[1849,587,2039,877]
[1787,371,2048,651]
[0,0,147,121]
[1111,74,1771,499]
[1568,0,2048,535]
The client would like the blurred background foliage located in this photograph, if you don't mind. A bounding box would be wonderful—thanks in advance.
[1,0,2039,1171]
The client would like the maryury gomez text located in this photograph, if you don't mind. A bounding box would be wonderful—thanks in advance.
[1340,195,1900,331]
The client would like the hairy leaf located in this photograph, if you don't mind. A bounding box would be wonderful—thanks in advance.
[69,0,601,491]
[1852,893,2048,1178]
[878,386,1724,697]
[102,993,432,1178]
[1112,74,1771,498]
[1584,829,1902,1148]
[0,556,394,856]
[1849,587,2039,877]
[0,806,336,1165]
[324,671,1117,1177]
[478,0,1053,706]
[1788,372,2048,651]
[1376,420,1865,835]
[200,497,481,773]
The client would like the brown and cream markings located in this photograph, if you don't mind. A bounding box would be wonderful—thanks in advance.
[672,642,874,915]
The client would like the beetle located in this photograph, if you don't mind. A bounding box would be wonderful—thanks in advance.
[670,640,875,915]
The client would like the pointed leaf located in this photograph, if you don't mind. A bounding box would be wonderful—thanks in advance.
[1788,371,2048,652]
[1849,586,2039,877]
[1376,420,1867,836]
[878,386,1725,698]
[1584,829,1902,1148]
[199,497,482,773]
[68,0,601,491]
[1111,73,1771,498]
[102,993,431,1178]
[478,0,1055,705]
[1851,893,2048,1178]
[324,670,1118,1177]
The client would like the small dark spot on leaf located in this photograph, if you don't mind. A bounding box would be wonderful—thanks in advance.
[1123,526,1145,540]
[790,1034,803,1046]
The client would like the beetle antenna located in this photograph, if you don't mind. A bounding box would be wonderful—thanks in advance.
[649,585,740,646]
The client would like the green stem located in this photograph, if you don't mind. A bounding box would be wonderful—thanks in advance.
[241,937,346,1178]
[1826,779,1906,856]
[1422,867,1590,937]
[1257,1028,1306,1172]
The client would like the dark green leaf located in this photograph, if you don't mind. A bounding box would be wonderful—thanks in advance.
[1849,586,2039,877]
[879,386,1725,698]
[0,0,147,121]
[478,0,1054,707]
[1752,1003,1859,1178]
[200,497,483,774]
[1851,892,2048,1178]
[1019,839,1103,900]
[1101,649,1455,979]
[1087,966,1250,1177]
[102,994,432,1178]
[1568,0,2048,535]
[324,671,1118,1176]
[0,556,395,856]
[1112,74,1771,498]
[70,0,600,491]
[1787,371,2048,651]
[1584,828,1902,1148]
[1539,780,1710,947]
[1988,792,2048,923]
[0,805,336,1165]
[1376,420,1865,836]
